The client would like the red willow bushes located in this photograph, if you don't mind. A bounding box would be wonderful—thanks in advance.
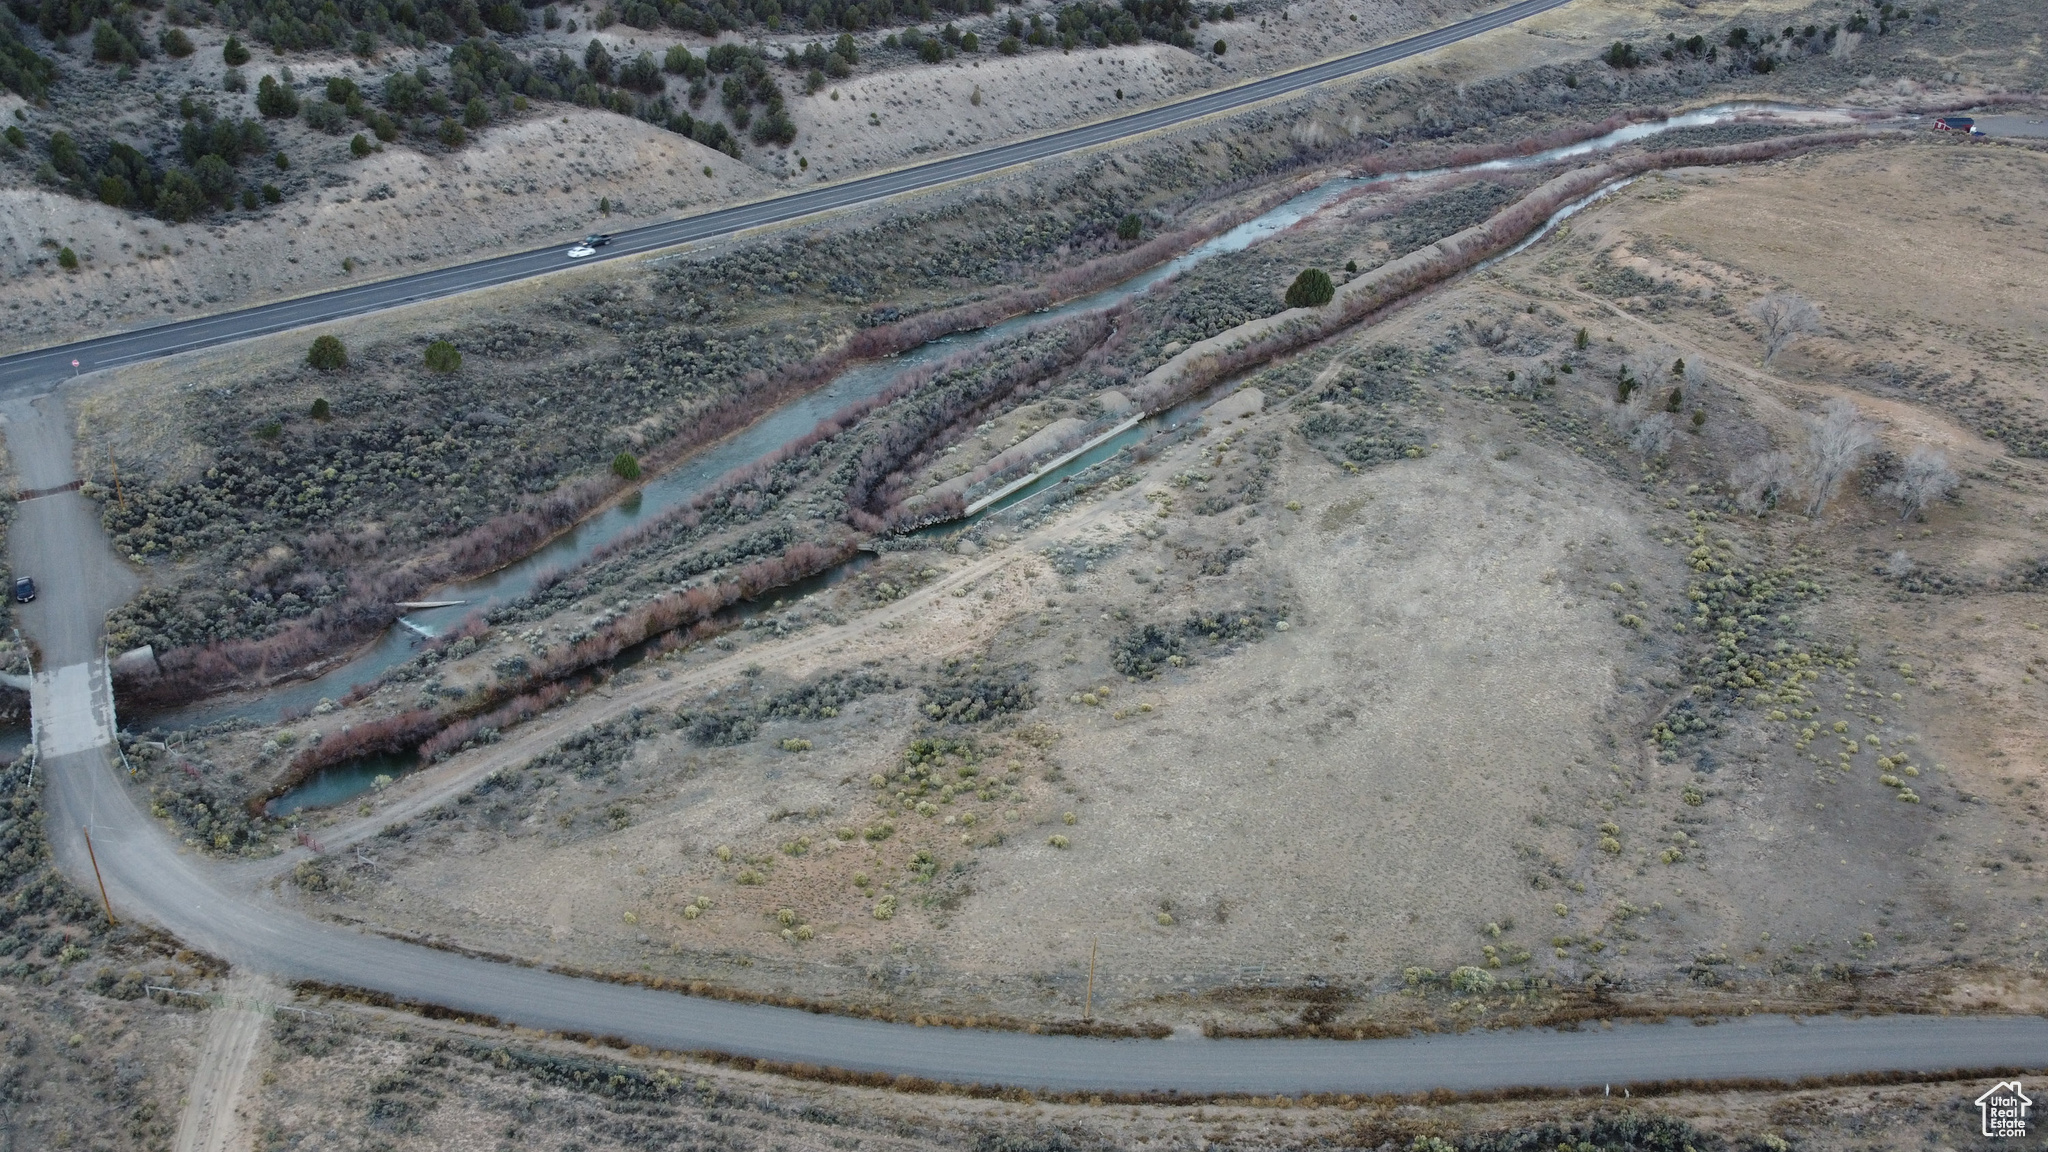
[845,311,1118,530]
[129,189,1307,707]
[275,535,864,785]
[1134,127,1894,416]
[575,304,1121,569]
[1360,108,1669,175]
[414,681,571,764]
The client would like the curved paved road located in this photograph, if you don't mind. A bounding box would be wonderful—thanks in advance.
[0,0,1574,393]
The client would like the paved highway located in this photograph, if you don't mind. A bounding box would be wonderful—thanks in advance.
[0,0,1575,394]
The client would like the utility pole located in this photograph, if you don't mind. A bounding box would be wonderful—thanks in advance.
[1083,937,1097,1022]
[81,826,117,926]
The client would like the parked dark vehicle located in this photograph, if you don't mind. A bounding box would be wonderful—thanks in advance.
[12,577,34,603]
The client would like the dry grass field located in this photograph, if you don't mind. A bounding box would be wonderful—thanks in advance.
[227,133,2048,1042]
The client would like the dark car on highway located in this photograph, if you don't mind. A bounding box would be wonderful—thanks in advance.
[12,577,33,603]
[583,233,614,247]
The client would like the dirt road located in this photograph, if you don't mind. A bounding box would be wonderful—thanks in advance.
[173,974,278,1152]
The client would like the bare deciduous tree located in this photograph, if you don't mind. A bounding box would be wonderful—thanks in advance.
[1604,386,1650,437]
[1731,450,1800,513]
[1748,292,1821,361]
[1885,549,1914,579]
[1629,411,1676,457]
[1881,445,1959,521]
[1627,344,1679,392]
[1801,397,1876,517]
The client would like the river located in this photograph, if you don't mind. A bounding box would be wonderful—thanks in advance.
[151,103,1855,811]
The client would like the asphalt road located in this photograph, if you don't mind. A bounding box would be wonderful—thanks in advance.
[0,0,1575,395]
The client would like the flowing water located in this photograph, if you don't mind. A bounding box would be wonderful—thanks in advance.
[162,102,1850,780]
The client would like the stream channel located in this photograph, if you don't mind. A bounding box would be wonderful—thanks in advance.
[126,102,1845,811]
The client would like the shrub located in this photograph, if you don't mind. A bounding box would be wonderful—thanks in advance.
[91,17,143,65]
[1450,965,1495,993]
[1047,834,1069,848]
[1284,268,1334,309]
[962,31,979,51]
[257,75,300,118]
[160,27,194,57]
[437,118,466,148]
[261,182,282,203]
[617,51,664,94]
[663,44,701,75]
[872,894,896,920]
[423,340,462,372]
[223,67,246,92]
[303,98,345,132]
[1212,38,1225,54]
[240,188,259,210]
[47,130,81,177]
[1604,40,1641,68]
[2,14,57,103]
[155,168,207,221]
[222,34,250,65]
[997,35,1021,54]
[382,71,424,114]
[309,397,332,420]
[193,154,235,202]
[922,660,1034,723]
[463,97,489,128]
[1117,213,1142,241]
[612,452,641,481]
[3,127,23,150]
[57,246,77,270]
[307,335,347,370]
[350,132,371,157]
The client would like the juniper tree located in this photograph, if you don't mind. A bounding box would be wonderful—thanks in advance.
[1284,268,1334,308]
[307,335,347,370]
